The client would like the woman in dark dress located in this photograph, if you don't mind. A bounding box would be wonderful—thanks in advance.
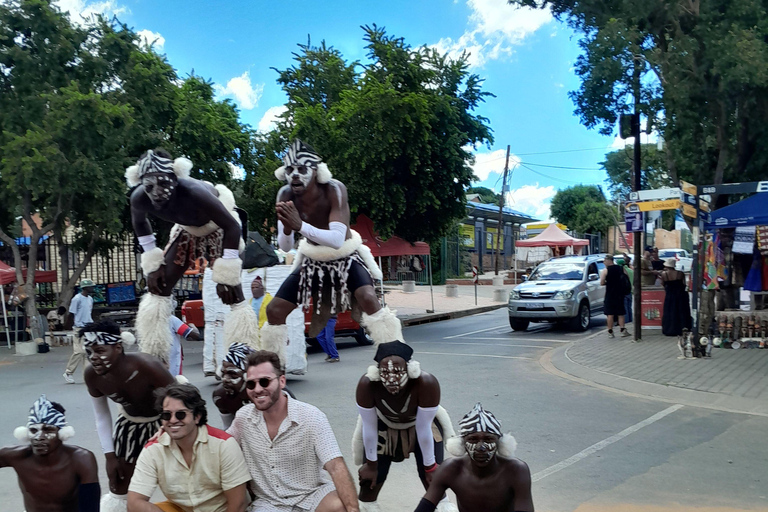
[661,258,692,336]
[601,254,629,338]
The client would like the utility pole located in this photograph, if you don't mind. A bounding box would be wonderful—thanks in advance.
[494,145,511,275]
[632,61,643,342]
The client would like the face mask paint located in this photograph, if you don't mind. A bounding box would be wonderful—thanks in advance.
[380,359,408,394]
[465,441,498,462]
[28,424,58,441]
[286,165,314,188]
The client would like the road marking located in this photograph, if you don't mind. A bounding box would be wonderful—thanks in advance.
[416,351,533,361]
[531,404,684,482]
[472,337,572,343]
[443,326,506,339]
[412,341,552,349]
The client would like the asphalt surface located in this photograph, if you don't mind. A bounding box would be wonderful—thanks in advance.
[2,310,767,511]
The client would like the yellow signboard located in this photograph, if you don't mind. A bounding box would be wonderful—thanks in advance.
[626,199,680,212]
[679,180,697,196]
[460,224,475,247]
[485,227,503,250]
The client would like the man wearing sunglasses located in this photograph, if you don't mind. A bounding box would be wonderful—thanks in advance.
[128,383,251,512]
[262,140,401,367]
[227,350,360,512]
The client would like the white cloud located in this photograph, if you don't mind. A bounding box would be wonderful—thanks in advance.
[433,0,552,68]
[258,105,288,133]
[469,148,521,182]
[54,0,127,25]
[505,183,556,221]
[137,29,165,50]
[609,130,659,150]
[214,71,264,110]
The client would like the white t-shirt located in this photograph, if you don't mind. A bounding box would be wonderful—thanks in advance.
[69,293,94,328]
[169,316,193,376]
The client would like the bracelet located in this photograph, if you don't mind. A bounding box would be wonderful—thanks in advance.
[424,462,438,473]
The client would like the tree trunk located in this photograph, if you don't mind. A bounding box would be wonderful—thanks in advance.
[55,226,71,305]
[58,224,104,308]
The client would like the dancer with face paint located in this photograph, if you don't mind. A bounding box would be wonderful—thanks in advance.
[212,342,255,429]
[1,395,99,512]
[263,139,402,366]
[80,320,175,512]
[354,341,456,512]
[414,403,533,512]
[128,148,259,365]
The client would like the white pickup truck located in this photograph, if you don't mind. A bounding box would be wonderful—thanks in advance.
[659,248,693,272]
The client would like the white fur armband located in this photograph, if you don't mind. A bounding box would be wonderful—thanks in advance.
[212,257,242,286]
[140,247,165,275]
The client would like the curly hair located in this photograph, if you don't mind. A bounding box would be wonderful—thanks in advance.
[154,383,207,426]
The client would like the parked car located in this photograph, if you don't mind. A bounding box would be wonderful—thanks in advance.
[658,248,693,272]
[508,254,607,331]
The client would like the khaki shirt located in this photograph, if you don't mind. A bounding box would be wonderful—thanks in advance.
[640,258,657,287]
[129,425,251,512]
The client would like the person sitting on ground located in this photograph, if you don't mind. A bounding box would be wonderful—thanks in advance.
[82,320,175,512]
[354,341,455,512]
[414,403,533,512]
[212,343,255,429]
[1,395,99,512]
[127,382,251,512]
[227,350,360,512]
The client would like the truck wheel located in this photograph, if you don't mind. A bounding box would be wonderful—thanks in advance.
[569,301,590,331]
[355,328,374,346]
[509,318,530,331]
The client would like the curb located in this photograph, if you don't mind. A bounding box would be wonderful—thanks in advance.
[399,304,506,327]
[539,341,768,418]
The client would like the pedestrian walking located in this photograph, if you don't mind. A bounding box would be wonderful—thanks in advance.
[316,315,340,362]
[62,279,95,383]
[661,258,692,336]
[600,255,629,338]
[618,253,633,324]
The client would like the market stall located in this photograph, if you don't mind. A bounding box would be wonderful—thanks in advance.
[515,223,589,265]
[0,261,57,348]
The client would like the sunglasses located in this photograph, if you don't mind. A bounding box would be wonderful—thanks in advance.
[160,409,192,422]
[245,376,277,390]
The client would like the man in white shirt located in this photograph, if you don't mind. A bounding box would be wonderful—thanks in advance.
[227,350,359,512]
[63,279,95,384]
[128,383,250,512]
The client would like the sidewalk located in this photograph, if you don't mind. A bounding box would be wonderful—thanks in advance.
[542,329,768,417]
[382,283,508,324]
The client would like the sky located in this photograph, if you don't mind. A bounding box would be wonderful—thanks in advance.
[55,0,631,222]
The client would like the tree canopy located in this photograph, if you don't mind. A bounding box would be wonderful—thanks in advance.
[601,144,671,201]
[466,186,501,206]
[550,185,616,235]
[257,26,494,243]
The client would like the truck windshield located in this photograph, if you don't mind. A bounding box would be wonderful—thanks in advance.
[529,263,585,281]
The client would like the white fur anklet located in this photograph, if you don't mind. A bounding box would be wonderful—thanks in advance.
[140,247,164,275]
[224,301,260,350]
[100,492,128,512]
[259,322,287,367]
[212,257,242,286]
[359,501,381,512]
[136,294,174,362]
[437,496,459,512]
[360,306,403,345]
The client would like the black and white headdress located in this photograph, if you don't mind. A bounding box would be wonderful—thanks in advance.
[274,139,332,184]
[224,342,254,371]
[14,395,75,441]
[365,340,421,382]
[125,149,194,187]
[446,402,517,458]
[82,330,136,347]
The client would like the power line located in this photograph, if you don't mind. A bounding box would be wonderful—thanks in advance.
[516,162,585,184]
[520,161,605,171]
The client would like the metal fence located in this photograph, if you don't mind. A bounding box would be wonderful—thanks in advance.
[442,236,473,279]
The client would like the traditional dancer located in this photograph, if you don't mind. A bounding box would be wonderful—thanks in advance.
[264,139,401,365]
[212,342,255,428]
[354,341,456,512]
[415,403,533,512]
[2,395,99,512]
[81,320,175,512]
[127,148,258,364]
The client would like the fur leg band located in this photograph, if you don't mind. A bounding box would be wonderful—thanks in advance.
[360,306,403,345]
[140,247,165,275]
[437,497,459,512]
[100,492,128,512]
[359,501,382,512]
[212,257,242,286]
[259,322,287,368]
[224,301,261,351]
[136,293,174,363]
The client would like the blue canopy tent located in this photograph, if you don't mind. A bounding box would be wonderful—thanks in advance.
[705,193,768,230]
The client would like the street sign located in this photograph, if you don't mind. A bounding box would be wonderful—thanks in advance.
[681,192,711,212]
[700,181,768,195]
[680,180,697,196]
[625,212,643,233]
[472,266,478,284]
[626,199,680,212]
[628,188,681,202]
[681,203,711,221]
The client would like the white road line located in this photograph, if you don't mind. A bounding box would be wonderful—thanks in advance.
[416,351,533,360]
[411,342,552,349]
[471,337,572,343]
[443,326,506,339]
[531,404,684,482]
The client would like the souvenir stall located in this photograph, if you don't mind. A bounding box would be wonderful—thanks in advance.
[702,193,768,349]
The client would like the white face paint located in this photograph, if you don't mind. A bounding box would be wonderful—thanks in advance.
[465,440,498,462]
[28,424,58,441]
[380,358,409,394]
[99,354,111,369]
[286,165,314,188]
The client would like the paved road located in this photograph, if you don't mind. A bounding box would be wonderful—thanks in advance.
[2,310,767,511]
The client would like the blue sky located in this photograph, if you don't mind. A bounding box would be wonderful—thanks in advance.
[58,0,631,222]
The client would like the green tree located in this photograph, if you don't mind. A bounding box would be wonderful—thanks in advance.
[268,26,494,243]
[550,185,614,235]
[601,144,670,201]
[466,186,501,205]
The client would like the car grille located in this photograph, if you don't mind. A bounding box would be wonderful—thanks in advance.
[517,306,556,312]
[519,291,555,299]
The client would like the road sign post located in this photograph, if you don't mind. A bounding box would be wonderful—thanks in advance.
[472,266,478,305]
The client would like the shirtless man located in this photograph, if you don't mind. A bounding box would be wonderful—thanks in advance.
[212,342,254,429]
[355,341,455,512]
[262,139,401,365]
[127,148,258,362]
[81,320,175,512]
[2,395,99,512]
[415,403,533,512]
